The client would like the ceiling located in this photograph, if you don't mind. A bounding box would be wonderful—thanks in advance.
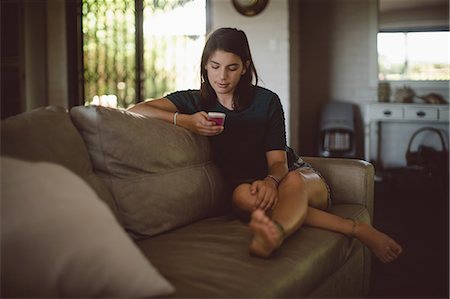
[379,0,448,12]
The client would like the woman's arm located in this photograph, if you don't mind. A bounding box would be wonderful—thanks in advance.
[128,98,223,136]
[251,150,288,210]
[265,150,289,184]
[128,98,177,123]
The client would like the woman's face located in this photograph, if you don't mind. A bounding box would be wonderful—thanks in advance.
[205,50,247,99]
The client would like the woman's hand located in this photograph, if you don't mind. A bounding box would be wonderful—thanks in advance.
[184,111,224,136]
[250,178,278,211]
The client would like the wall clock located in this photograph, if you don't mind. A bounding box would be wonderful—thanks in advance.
[232,0,269,16]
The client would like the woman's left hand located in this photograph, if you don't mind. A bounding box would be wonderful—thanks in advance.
[250,178,278,211]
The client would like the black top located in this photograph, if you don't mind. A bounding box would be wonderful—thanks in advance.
[166,86,297,186]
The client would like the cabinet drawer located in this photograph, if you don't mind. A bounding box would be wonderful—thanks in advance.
[405,107,438,121]
[439,107,449,121]
[371,105,403,120]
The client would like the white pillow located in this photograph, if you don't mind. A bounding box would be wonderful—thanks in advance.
[0,157,175,298]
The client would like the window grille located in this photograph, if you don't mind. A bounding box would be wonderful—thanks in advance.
[82,0,205,108]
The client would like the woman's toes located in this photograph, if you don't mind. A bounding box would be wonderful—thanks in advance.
[355,222,402,263]
[249,210,284,258]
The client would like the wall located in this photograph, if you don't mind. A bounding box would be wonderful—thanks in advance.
[209,0,291,142]
[46,0,69,109]
[296,0,378,156]
[23,1,47,111]
[379,2,449,31]
[10,0,68,112]
[1,1,25,119]
[328,1,378,105]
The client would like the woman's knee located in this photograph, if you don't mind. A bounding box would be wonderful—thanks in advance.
[280,169,329,210]
[280,170,307,190]
[232,184,255,213]
[297,169,329,210]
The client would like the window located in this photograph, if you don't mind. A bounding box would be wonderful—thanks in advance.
[377,31,449,81]
[82,0,206,108]
[142,0,205,100]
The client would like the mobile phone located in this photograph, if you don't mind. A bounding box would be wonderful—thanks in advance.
[207,112,226,126]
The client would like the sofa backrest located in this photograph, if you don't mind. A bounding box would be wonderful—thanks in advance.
[0,106,120,222]
[2,105,228,239]
[70,105,228,239]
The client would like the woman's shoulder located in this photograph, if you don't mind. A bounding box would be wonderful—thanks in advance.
[165,89,201,113]
[254,86,279,99]
[166,89,200,99]
[253,86,281,106]
[165,89,201,103]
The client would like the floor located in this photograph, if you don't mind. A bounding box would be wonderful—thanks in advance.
[368,167,449,298]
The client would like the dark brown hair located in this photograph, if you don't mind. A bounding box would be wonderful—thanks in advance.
[200,28,258,111]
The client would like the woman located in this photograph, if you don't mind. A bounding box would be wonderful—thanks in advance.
[129,27,402,262]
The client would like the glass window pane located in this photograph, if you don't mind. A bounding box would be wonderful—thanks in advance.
[82,0,206,107]
[142,0,206,100]
[82,0,136,108]
[406,32,449,80]
[378,32,406,80]
[378,31,449,81]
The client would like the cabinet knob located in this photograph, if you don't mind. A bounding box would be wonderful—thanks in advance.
[417,111,426,117]
[383,110,392,116]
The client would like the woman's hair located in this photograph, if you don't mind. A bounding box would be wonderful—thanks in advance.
[200,27,258,111]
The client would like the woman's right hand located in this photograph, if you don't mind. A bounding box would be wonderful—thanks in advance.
[184,111,224,136]
[250,179,278,211]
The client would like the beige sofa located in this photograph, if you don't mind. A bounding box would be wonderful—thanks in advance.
[1,105,374,298]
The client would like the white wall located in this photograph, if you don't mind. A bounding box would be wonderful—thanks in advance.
[209,0,290,141]
[329,0,378,105]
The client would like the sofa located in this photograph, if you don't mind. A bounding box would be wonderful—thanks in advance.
[1,105,374,298]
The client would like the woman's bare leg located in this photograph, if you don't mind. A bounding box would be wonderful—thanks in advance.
[233,169,403,262]
[304,207,403,263]
[233,169,325,257]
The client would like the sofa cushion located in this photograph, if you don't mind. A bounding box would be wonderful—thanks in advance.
[0,106,119,222]
[1,157,175,298]
[70,105,227,239]
[136,204,370,298]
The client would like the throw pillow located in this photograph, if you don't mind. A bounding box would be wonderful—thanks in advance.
[1,157,175,298]
[0,106,120,223]
[70,105,226,239]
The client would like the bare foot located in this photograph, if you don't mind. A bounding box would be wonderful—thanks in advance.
[249,209,284,257]
[355,222,403,263]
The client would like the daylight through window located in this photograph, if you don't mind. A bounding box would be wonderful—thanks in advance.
[82,0,206,108]
[377,31,449,81]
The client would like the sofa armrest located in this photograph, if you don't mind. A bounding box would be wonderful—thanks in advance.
[302,157,374,221]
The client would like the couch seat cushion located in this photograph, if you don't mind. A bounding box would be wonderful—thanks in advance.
[136,204,370,298]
